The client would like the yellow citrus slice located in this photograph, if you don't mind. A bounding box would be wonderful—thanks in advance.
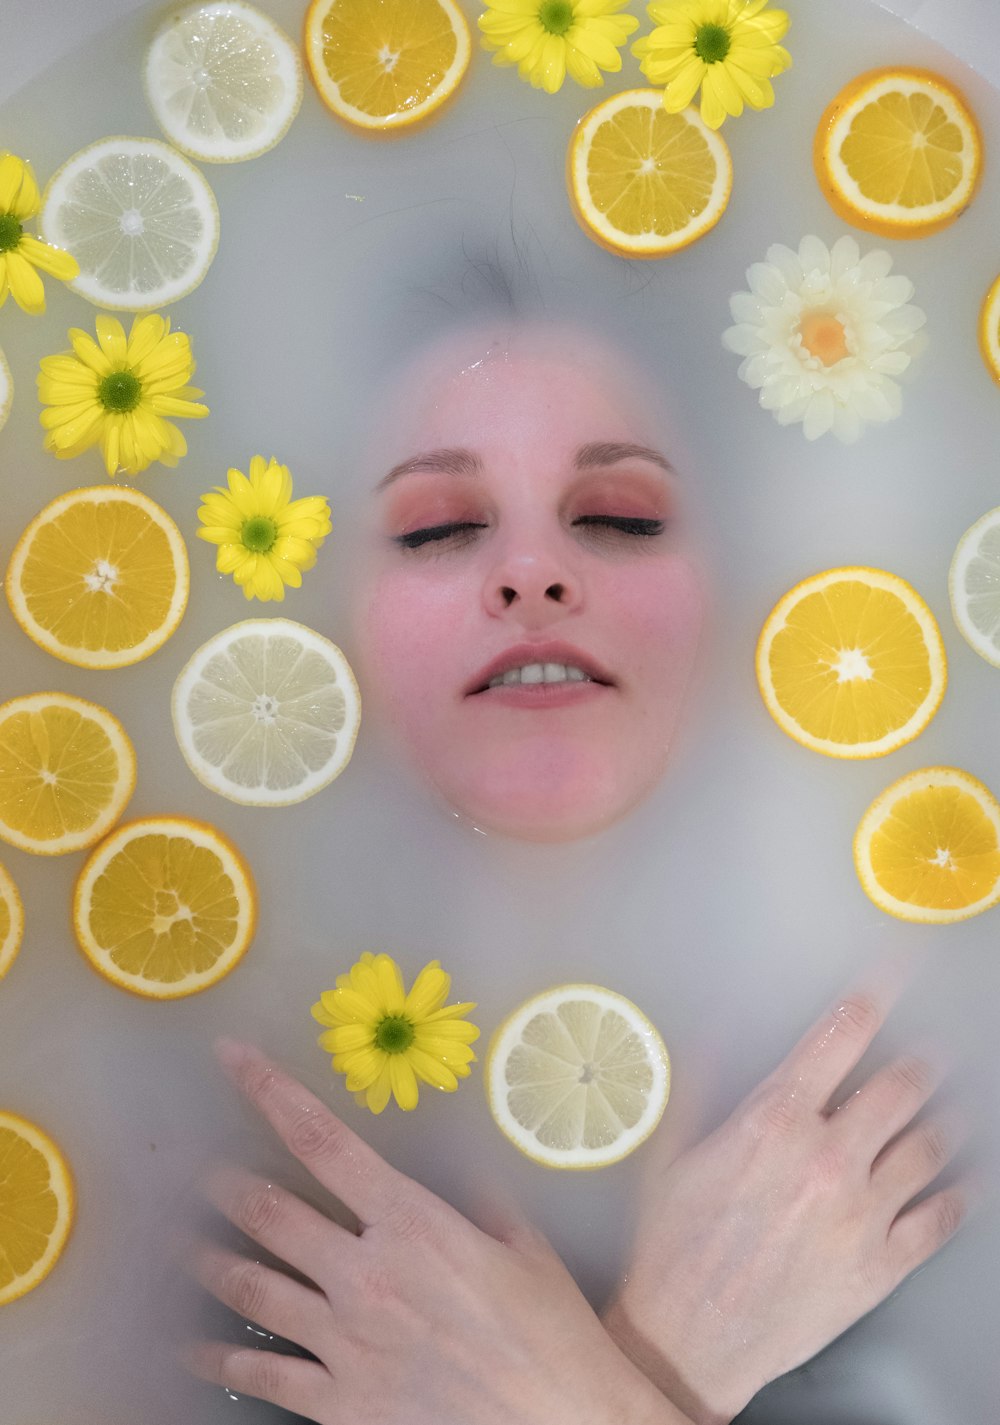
[949,505,1000,668]
[567,89,732,259]
[304,0,470,133]
[6,487,189,670]
[73,816,256,999]
[0,693,135,856]
[144,0,303,163]
[0,1111,74,1307]
[486,984,670,1170]
[814,67,982,238]
[0,345,11,435]
[854,767,1000,924]
[756,567,946,759]
[0,862,24,982]
[979,274,1000,388]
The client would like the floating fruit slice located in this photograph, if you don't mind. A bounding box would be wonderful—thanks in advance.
[0,863,24,982]
[171,618,361,807]
[756,567,946,759]
[854,767,1000,923]
[6,487,189,670]
[567,89,732,259]
[73,816,256,999]
[949,505,1000,668]
[486,984,670,1170]
[304,0,470,132]
[813,67,982,238]
[144,0,303,162]
[0,1111,74,1307]
[0,693,135,855]
[0,345,11,434]
[979,274,1000,388]
[40,136,220,310]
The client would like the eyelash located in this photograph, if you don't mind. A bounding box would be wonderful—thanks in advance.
[395,516,665,550]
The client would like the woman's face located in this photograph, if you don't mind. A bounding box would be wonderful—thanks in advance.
[354,326,706,842]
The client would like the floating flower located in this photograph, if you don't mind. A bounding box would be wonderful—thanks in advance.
[38,313,208,476]
[722,234,927,443]
[634,0,790,130]
[479,0,639,94]
[197,456,331,602]
[0,152,79,314]
[312,952,480,1114]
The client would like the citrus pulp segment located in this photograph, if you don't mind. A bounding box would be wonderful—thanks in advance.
[6,487,189,670]
[171,618,361,806]
[854,767,1000,924]
[40,137,220,310]
[813,67,982,238]
[567,90,732,259]
[73,816,256,999]
[0,863,24,982]
[144,0,303,163]
[979,274,1000,388]
[0,1111,74,1307]
[0,346,11,434]
[303,0,470,132]
[486,984,670,1170]
[0,693,135,856]
[949,506,1000,668]
[756,567,946,758]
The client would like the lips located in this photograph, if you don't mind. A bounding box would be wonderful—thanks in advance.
[465,642,615,696]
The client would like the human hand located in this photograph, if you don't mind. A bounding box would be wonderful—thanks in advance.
[602,983,968,1425]
[184,1039,694,1425]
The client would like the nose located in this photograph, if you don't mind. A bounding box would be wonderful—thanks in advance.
[482,543,583,626]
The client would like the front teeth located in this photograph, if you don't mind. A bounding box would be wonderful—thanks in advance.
[488,663,593,689]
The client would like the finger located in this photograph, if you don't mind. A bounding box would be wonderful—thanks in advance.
[206,1164,352,1281]
[871,1113,967,1211]
[189,1237,334,1358]
[183,1340,332,1416]
[469,1187,562,1263]
[216,1038,421,1227]
[832,1054,944,1157]
[886,1184,968,1283]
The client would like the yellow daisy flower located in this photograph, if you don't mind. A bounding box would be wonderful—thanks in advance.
[634,0,791,130]
[38,313,208,476]
[197,455,332,602]
[479,0,639,94]
[312,952,480,1114]
[0,152,79,314]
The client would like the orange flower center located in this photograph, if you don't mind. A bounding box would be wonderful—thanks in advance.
[799,312,850,366]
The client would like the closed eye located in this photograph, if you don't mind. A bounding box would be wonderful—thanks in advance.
[395,521,488,550]
[573,516,665,536]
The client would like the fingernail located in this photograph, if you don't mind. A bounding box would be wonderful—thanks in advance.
[214,1037,251,1075]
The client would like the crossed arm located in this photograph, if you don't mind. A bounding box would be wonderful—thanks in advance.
[186,984,966,1424]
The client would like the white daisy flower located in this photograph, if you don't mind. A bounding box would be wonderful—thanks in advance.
[722,234,927,443]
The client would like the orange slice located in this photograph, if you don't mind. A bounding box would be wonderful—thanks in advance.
[0,345,11,435]
[6,487,189,670]
[814,67,982,238]
[0,693,135,855]
[568,90,731,258]
[304,0,470,132]
[0,862,24,982]
[0,1111,74,1306]
[979,274,1000,388]
[73,817,256,999]
[854,767,1000,923]
[756,567,946,759]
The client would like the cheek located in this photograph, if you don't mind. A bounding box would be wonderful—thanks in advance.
[607,558,706,679]
[357,568,470,715]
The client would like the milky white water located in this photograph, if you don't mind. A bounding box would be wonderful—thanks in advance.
[2,1,1000,1420]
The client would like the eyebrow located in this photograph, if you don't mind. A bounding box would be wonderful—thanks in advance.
[375,440,675,491]
[574,442,676,476]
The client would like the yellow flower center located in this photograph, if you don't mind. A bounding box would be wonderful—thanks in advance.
[0,213,24,253]
[374,1015,415,1053]
[694,22,731,63]
[539,1,574,36]
[799,311,851,366]
[241,516,278,553]
[98,370,143,413]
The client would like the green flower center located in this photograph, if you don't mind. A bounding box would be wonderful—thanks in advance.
[694,22,731,63]
[98,370,142,413]
[240,516,278,553]
[374,1015,415,1054]
[539,1,573,36]
[0,213,24,253]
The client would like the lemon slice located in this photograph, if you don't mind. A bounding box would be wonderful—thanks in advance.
[0,862,25,983]
[0,1111,74,1306]
[855,767,1000,924]
[304,0,471,132]
[979,274,1000,389]
[814,67,982,239]
[0,693,135,856]
[40,136,220,310]
[73,816,256,999]
[486,984,670,1170]
[948,506,1000,667]
[144,1,303,163]
[756,567,946,759]
[171,618,361,807]
[567,89,732,259]
[0,345,11,435]
[6,487,189,670]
